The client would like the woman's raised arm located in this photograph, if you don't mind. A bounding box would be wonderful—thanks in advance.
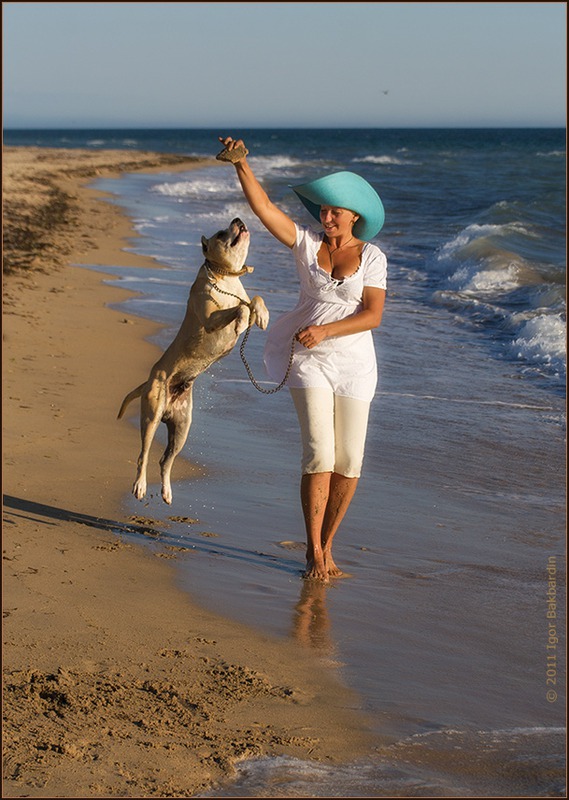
[218,136,296,249]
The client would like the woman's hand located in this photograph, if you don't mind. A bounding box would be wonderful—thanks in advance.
[296,289,386,348]
[217,135,296,249]
[217,136,249,163]
[296,325,328,349]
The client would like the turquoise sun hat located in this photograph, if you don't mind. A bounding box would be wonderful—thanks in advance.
[291,171,385,241]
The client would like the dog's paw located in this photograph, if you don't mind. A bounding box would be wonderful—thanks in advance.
[250,296,270,330]
[234,304,250,336]
[161,484,173,505]
[133,479,147,500]
[256,312,269,331]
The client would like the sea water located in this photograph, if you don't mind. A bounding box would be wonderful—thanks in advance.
[7,128,566,796]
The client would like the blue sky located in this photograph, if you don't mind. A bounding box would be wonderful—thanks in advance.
[3,2,566,128]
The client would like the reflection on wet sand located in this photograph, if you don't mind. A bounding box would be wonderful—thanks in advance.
[291,580,336,658]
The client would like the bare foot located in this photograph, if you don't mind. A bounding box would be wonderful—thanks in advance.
[326,558,344,578]
[302,558,329,584]
[323,549,344,578]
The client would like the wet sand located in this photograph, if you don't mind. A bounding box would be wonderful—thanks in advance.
[2,147,376,797]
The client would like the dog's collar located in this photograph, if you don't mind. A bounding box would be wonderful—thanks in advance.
[204,259,254,278]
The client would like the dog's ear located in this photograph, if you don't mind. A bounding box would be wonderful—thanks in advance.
[201,235,208,255]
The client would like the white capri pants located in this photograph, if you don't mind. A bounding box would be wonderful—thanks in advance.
[290,387,371,479]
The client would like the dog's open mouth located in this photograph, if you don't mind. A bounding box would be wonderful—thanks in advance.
[230,219,248,246]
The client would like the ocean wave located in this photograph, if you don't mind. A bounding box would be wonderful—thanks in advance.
[202,725,566,797]
[129,298,186,308]
[132,218,172,234]
[115,275,192,287]
[433,280,566,381]
[446,262,528,295]
[151,176,241,198]
[248,155,304,175]
[437,222,536,263]
[434,303,567,382]
[181,202,259,229]
[352,154,417,166]
[431,216,566,384]
[510,313,566,380]
[434,218,561,298]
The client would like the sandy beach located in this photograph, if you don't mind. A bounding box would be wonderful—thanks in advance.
[2,148,376,797]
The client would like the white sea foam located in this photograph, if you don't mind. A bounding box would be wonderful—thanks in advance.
[181,202,257,228]
[437,222,533,262]
[116,276,191,286]
[182,209,232,224]
[133,219,170,233]
[200,755,433,798]
[138,216,170,224]
[248,155,304,176]
[200,724,567,797]
[352,154,416,165]
[511,313,567,378]
[151,298,186,305]
[434,221,545,299]
[431,218,565,383]
[486,726,567,737]
[446,263,522,295]
[376,391,556,411]
[151,176,241,198]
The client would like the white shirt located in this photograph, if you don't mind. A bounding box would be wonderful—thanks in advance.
[263,224,387,402]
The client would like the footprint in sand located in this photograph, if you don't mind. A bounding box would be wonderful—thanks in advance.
[129,515,163,527]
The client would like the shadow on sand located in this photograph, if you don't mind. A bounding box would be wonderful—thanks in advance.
[2,493,164,537]
[2,493,305,577]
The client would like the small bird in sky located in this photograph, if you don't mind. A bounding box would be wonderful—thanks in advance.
[382,90,389,95]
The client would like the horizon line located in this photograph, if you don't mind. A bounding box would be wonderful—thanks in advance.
[4,124,567,131]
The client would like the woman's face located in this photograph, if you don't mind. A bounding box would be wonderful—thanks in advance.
[319,205,359,238]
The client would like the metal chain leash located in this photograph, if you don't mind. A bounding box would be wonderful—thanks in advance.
[239,323,297,394]
[206,268,297,395]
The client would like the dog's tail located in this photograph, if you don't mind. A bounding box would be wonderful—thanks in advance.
[117,383,145,419]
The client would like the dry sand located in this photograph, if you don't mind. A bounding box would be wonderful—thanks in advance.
[2,147,376,797]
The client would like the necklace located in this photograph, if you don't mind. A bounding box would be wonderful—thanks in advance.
[326,236,356,280]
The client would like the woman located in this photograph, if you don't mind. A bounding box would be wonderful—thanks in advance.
[218,136,387,582]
